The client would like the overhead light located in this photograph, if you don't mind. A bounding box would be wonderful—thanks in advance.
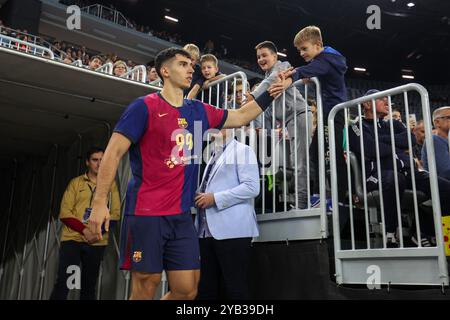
[402,75,414,79]
[164,15,178,23]
[277,52,287,57]
[407,2,415,7]
[354,67,366,72]
[401,68,413,73]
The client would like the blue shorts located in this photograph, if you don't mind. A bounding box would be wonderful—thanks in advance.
[119,213,200,273]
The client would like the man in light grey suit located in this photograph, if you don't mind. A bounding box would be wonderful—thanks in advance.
[194,128,260,299]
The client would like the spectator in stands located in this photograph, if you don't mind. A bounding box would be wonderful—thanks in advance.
[228,78,250,108]
[88,55,104,70]
[309,99,318,134]
[183,43,202,96]
[412,120,425,166]
[195,128,259,299]
[348,90,450,247]
[113,60,128,77]
[269,25,348,207]
[422,106,450,181]
[147,66,160,83]
[187,54,226,107]
[385,106,402,122]
[83,54,90,66]
[62,56,73,64]
[250,41,310,209]
[50,147,120,300]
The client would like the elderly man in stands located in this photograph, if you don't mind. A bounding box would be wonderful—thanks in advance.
[88,55,104,71]
[422,106,450,181]
[348,90,450,247]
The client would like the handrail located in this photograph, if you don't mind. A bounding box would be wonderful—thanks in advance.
[96,62,113,75]
[0,25,64,58]
[121,65,147,83]
[81,4,133,29]
[71,59,83,67]
[0,25,40,44]
[0,34,54,59]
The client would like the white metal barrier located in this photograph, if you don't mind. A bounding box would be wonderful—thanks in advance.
[328,83,449,287]
[96,62,114,75]
[0,34,54,59]
[255,78,327,242]
[121,65,147,83]
[71,59,83,67]
[200,74,328,241]
[81,4,133,29]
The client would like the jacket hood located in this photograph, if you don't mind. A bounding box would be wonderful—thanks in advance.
[321,46,347,74]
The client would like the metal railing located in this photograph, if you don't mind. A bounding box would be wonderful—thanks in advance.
[0,25,65,59]
[199,74,327,241]
[328,83,449,287]
[0,34,54,59]
[71,59,83,67]
[121,65,147,83]
[95,62,113,75]
[81,4,133,29]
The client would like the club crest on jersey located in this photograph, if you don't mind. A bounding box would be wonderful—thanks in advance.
[177,118,188,129]
[165,156,179,169]
[133,251,142,263]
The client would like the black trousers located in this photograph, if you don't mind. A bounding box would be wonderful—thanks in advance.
[50,240,105,300]
[197,237,252,300]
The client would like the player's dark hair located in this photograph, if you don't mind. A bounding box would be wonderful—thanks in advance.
[86,146,104,161]
[155,47,192,80]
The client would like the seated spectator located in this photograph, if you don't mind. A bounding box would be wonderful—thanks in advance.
[113,60,128,77]
[422,106,450,181]
[83,54,90,66]
[308,99,318,134]
[349,90,450,247]
[146,66,160,84]
[384,106,402,122]
[88,55,104,70]
[62,55,73,64]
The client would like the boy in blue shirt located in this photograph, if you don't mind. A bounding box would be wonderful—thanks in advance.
[269,25,348,203]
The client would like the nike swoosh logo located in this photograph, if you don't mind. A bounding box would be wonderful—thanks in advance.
[158,113,169,117]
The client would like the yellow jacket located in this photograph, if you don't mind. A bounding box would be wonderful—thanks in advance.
[59,173,121,246]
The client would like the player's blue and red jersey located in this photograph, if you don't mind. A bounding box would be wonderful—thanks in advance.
[114,92,228,217]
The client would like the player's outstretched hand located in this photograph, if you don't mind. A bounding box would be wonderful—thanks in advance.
[88,202,110,240]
